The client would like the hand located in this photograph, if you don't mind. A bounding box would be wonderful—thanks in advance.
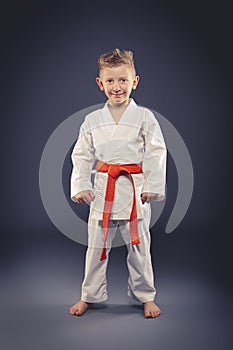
[141,192,159,204]
[73,190,95,204]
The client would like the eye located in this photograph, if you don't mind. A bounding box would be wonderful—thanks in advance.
[120,79,127,83]
[106,79,113,84]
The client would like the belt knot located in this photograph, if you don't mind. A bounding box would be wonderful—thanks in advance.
[108,164,123,178]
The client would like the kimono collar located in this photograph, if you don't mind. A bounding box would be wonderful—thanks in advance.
[103,98,137,110]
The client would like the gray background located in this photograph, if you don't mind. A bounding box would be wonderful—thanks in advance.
[1,0,232,349]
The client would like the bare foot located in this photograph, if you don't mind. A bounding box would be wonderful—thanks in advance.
[69,300,92,316]
[143,301,161,318]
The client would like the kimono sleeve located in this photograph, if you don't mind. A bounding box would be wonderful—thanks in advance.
[141,111,167,201]
[70,118,96,201]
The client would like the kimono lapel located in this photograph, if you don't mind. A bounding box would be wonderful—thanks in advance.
[100,98,137,159]
[102,98,137,125]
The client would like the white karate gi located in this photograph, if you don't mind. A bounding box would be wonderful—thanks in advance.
[70,98,167,303]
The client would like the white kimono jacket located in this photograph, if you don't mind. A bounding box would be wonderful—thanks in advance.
[70,98,167,220]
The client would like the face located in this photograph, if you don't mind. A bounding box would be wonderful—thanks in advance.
[96,64,140,106]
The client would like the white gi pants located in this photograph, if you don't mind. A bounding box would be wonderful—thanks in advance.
[81,207,156,304]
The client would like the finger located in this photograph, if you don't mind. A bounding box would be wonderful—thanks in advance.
[87,191,95,201]
[76,198,84,203]
[89,191,95,201]
[83,194,94,204]
[76,195,86,203]
[141,195,147,204]
[81,196,89,204]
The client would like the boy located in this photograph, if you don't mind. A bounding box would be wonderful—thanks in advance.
[69,48,167,318]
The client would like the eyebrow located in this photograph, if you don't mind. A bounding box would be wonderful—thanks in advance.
[105,76,129,80]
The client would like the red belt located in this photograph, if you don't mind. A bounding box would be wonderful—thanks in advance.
[95,160,142,261]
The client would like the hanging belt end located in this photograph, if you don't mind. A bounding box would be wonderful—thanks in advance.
[132,238,140,245]
[100,248,107,261]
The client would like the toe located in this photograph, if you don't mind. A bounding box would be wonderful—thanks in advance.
[70,307,76,315]
[155,310,161,317]
[145,311,152,318]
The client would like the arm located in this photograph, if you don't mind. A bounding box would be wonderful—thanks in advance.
[70,118,96,203]
[141,111,167,202]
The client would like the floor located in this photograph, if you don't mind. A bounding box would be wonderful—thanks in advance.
[1,243,232,350]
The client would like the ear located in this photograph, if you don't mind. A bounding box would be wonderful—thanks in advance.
[132,75,140,90]
[96,77,105,91]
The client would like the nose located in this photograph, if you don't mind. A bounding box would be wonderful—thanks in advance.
[112,81,121,91]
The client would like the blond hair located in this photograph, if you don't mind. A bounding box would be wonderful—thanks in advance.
[98,48,136,76]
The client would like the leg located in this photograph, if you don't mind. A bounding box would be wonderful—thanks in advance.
[118,209,161,318]
[70,218,118,316]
